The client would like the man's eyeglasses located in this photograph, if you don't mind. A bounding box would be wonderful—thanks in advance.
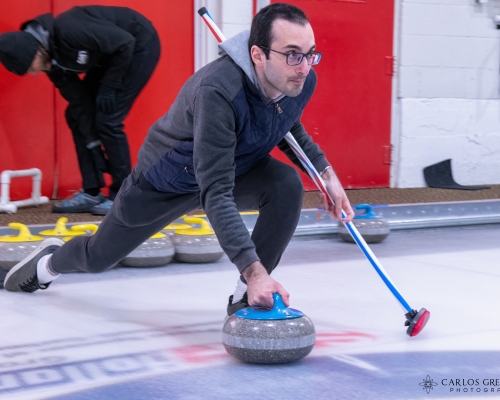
[259,46,323,66]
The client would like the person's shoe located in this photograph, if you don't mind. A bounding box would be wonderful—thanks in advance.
[4,238,63,293]
[90,199,113,216]
[227,292,249,316]
[52,190,105,213]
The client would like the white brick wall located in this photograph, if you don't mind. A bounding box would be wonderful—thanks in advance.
[194,0,256,71]
[395,0,500,187]
[399,98,500,186]
[221,0,252,38]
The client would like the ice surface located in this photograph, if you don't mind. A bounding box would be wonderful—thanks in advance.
[0,225,499,399]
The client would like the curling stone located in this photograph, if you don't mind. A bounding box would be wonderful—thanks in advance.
[62,224,99,242]
[39,217,89,238]
[338,204,390,243]
[0,223,43,271]
[223,293,316,364]
[162,221,191,237]
[172,217,224,263]
[120,231,175,268]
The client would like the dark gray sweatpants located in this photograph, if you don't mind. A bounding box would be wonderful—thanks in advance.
[50,156,304,277]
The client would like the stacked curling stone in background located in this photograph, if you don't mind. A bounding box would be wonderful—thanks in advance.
[0,218,97,271]
[223,293,316,364]
[172,217,224,263]
[162,221,191,237]
[62,224,99,242]
[338,203,390,244]
[120,231,175,268]
[0,216,225,272]
[120,216,224,267]
[39,217,98,240]
[0,223,43,271]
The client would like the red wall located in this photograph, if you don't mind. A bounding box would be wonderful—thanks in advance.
[271,0,395,189]
[0,1,55,199]
[0,1,194,200]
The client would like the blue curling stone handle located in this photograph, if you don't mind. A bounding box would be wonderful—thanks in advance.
[353,203,381,220]
[235,293,304,320]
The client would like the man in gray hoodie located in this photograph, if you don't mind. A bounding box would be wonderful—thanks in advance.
[4,3,354,313]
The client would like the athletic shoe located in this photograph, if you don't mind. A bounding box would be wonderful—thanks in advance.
[4,238,63,293]
[90,199,113,216]
[227,292,249,316]
[52,190,105,213]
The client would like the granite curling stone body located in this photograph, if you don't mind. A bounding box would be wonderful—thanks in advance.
[222,293,316,364]
[0,223,43,271]
[0,220,97,270]
[172,217,224,263]
[338,203,390,244]
[120,232,175,267]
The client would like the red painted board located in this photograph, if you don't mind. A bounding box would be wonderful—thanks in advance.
[271,0,395,189]
[0,1,55,201]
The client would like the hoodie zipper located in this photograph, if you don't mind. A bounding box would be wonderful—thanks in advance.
[270,101,283,143]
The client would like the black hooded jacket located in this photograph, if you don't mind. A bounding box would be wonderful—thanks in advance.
[22,6,156,90]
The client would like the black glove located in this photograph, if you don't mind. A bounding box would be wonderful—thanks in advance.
[96,85,117,114]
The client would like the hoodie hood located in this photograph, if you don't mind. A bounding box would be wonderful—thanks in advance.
[218,30,255,85]
[218,30,284,104]
[21,14,55,53]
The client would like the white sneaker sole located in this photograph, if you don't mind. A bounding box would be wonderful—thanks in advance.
[4,237,64,289]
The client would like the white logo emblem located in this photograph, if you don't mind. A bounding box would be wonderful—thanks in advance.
[76,50,88,64]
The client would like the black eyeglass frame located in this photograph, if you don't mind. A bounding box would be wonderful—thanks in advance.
[259,46,323,66]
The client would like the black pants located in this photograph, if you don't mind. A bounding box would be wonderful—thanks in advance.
[65,31,161,200]
[50,156,304,280]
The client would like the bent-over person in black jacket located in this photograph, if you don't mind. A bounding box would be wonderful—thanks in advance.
[0,6,161,215]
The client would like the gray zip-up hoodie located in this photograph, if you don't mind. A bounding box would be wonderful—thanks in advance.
[137,31,329,273]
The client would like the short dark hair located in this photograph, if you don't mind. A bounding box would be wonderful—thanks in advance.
[248,3,309,59]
